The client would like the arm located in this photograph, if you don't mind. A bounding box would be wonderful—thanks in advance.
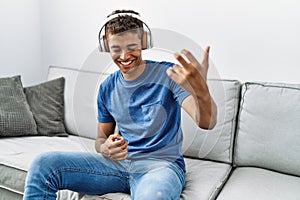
[166,46,217,130]
[95,122,128,160]
[181,92,217,130]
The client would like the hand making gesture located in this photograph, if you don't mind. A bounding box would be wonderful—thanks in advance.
[166,46,217,130]
[100,133,128,161]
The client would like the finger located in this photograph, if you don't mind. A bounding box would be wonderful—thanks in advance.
[113,136,128,147]
[108,134,117,142]
[202,46,210,65]
[107,139,123,150]
[111,149,128,160]
[166,67,185,85]
[109,146,127,155]
[117,141,128,150]
[112,138,127,149]
[112,152,128,161]
[110,134,120,141]
[181,49,199,65]
[172,64,185,74]
[174,53,189,68]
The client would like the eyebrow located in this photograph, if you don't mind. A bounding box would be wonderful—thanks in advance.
[127,43,138,48]
[110,43,139,49]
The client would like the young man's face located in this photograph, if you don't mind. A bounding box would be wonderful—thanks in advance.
[107,31,145,79]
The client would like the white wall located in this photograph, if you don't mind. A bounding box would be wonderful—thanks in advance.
[1,0,300,84]
[39,0,300,83]
[0,0,42,86]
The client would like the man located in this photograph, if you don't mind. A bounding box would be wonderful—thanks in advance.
[23,10,217,200]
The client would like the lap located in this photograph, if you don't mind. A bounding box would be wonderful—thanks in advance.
[27,152,185,198]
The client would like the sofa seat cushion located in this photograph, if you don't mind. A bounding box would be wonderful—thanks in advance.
[217,167,300,200]
[181,158,232,200]
[0,135,95,196]
[82,193,131,200]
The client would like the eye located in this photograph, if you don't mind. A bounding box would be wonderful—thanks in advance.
[111,47,121,53]
[127,44,138,51]
[113,49,121,53]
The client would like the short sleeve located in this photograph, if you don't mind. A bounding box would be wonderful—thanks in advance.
[97,85,115,123]
[171,79,190,106]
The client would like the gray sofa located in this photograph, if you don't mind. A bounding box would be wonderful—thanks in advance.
[1,64,300,200]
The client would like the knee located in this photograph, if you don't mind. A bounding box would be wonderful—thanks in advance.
[25,152,64,197]
[29,152,64,175]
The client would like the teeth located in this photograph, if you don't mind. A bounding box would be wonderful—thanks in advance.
[121,60,132,65]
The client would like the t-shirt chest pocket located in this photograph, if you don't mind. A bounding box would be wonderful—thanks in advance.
[141,101,167,131]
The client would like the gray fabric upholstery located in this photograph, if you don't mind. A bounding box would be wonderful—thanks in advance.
[234,82,300,176]
[0,76,38,137]
[180,158,231,200]
[0,187,23,200]
[217,167,300,200]
[0,135,95,171]
[0,134,232,200]
[82,193,131,200]
[0,135,95,199]
[47,66,108,139]
[3,65,300,200]
[0,164,26,195]
[182,80,241,163]
[24,77,68,136]
[47,67,79,135]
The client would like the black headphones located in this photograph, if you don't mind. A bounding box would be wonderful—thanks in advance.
[98,12,153,52]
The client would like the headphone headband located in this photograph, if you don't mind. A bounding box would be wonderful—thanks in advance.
[104,12,143,27]
[98,12,153,52]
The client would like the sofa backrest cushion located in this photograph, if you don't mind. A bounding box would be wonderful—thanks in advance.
[182,79,241,164]
[0,75,38,136]
[47,66,110,139]
[234,82,300,176]
[24,77,68,137]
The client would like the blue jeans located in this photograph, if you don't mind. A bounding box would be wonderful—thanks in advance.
[23,152,186,200]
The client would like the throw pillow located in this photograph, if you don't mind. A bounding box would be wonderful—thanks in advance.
[24,77,68,137]
[0,76,38,136]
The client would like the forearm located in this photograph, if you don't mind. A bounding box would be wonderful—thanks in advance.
[193,92,217,130]
[95,137,107,153]
[95,122,115,154]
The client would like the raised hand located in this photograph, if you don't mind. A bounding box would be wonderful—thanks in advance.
[166,46,217,130]
[166,46,210,96]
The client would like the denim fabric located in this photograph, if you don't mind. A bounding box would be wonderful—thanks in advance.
[23,152,185,200]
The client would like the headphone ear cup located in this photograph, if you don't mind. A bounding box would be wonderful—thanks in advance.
[142,31,148,50]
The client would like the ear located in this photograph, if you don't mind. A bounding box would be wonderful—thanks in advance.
[142,31,148,50]
[103,35,110,52]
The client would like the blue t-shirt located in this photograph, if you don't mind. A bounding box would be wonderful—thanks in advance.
[97,60,190,171]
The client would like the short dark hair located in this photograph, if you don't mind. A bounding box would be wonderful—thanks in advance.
[105,10,144,36]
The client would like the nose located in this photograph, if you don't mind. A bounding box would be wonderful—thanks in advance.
[120,49,129,60]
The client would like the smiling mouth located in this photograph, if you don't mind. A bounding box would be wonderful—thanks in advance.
[120,60,134,67]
